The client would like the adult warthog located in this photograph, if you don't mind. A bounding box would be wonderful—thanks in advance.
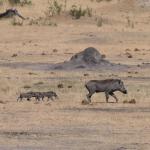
[85,79,127,103]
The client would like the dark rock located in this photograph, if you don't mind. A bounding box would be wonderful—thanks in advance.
[137,64,141,67]
[50,72,55,74]
[57,84,64,89]
[134,48,140,51]
[53,49,58,53]
[125,48,131,51]
[81,99,90,105]
[123,99,136,104]
[12,54,18,57]
[125,52,133,58]
[101,54,106,58]
[41,52,46,55]
[84,73,89,77]
[68,85,72,88]
[0,100,6,104]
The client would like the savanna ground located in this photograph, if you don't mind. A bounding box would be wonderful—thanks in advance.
[0,0,150,149]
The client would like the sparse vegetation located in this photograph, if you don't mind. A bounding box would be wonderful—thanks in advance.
[28,0,64,26]
[20,0,32,6]
[126,16,134,28]
[69,5,92,19]
[8,0,32,6]
[96,16,103,27]
[28,72,37,75]
[45,0,64,18]
[28,17,57,26]
[34,82,44,86]
[91,0,112,2]
[8,0,20,4]
[0,1,150,149]
[11,17,23,26]
[23,85,31,89]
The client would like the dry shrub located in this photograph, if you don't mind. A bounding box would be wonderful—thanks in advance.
[11,17,23,26]
[45,0,63,18]
[69,5,92,19]
[28,17,57,26]
[8,0,32,6]
[57,84,64,89]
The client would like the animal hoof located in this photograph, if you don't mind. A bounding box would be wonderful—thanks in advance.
[81,99,90,105]
[129,99,136,104]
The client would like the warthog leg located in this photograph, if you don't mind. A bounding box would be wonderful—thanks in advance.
[17,96,23,102]
[47,96,54,101]
[105,92,109,103]
[86,92,94,103]
[109,92,118,103]
[50,97,54,101]
[17,97,21,101]
[34,95,40,101]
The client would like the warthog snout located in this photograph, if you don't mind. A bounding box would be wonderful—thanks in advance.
[54,93,59,99]
[123,90,127,94]
[119,80,127,94]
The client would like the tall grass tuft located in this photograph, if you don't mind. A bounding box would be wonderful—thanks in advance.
[69,5,92,19]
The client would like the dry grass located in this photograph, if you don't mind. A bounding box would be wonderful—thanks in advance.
[0,0,150,149]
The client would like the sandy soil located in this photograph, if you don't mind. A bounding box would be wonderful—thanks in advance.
[0,0,150,149]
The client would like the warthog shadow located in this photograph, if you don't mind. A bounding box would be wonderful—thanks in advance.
[61,106,150,113]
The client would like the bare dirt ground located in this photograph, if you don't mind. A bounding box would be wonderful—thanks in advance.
[0,0,150,149]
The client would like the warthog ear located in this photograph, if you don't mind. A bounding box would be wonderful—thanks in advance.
[118,79,121,84]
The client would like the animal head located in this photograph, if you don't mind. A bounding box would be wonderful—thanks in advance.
[6,8,25,19]
[118,80,127,94]
[47,91,58,98]
[51,91,59,99]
